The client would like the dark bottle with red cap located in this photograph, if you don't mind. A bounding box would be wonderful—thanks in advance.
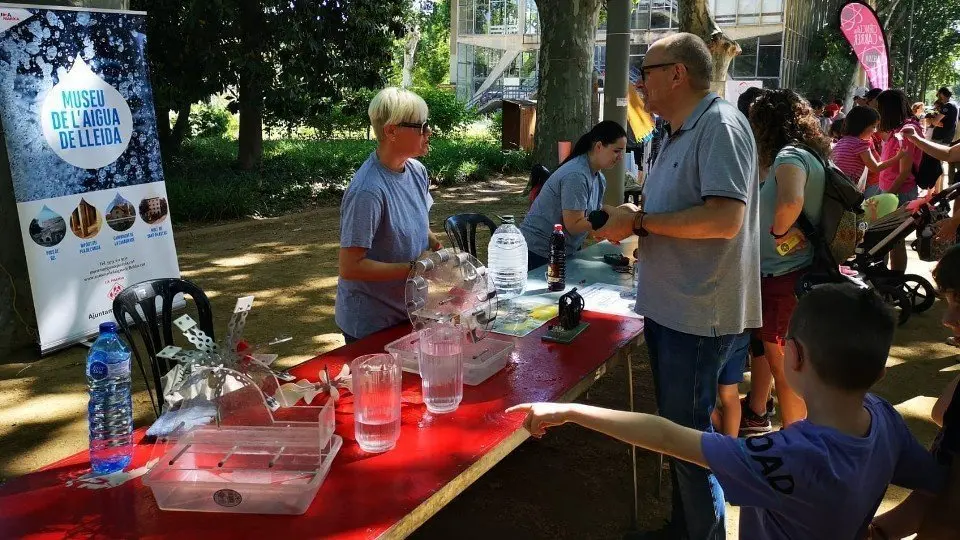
[547,224,566,292]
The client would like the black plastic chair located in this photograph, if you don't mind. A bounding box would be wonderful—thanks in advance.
[444,213,499,258]
[112,278,214,417]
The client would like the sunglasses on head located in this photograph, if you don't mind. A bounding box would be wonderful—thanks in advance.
[397,120,431,135]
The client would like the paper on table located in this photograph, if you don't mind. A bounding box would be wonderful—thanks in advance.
[577,283,642,319]
[491,295,558,337]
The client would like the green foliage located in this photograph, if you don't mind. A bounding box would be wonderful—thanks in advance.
[189,105,232,138]
[794,28,857,101]
[488,110,503,141]
[165,137,531,222]
[413,0,452,86]
[414,86,480,136]
[878,0,960,100]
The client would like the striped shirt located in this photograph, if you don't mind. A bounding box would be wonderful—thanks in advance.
[832,136,876,189]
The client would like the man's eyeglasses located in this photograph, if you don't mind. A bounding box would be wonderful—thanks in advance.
[640,62,679,82]
[397,120,431,136]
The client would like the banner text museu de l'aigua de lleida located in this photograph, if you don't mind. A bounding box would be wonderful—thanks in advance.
[0,4,180,353]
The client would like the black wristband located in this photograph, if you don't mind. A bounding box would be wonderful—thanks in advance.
[632,211,649,237]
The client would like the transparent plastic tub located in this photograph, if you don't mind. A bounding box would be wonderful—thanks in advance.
[144,367,341,514]
[385,331,514,386]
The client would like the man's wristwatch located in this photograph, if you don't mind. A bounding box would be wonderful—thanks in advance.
[632,211,649,237]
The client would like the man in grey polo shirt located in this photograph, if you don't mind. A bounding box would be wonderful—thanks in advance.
[597,33,761,540]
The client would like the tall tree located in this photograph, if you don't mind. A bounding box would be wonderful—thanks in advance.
[132,0,229,155]
[532,0,603,168]
[679,0,741,97]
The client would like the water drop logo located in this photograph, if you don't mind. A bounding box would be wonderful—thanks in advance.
[28,205,67,247]
[39,57,133,170]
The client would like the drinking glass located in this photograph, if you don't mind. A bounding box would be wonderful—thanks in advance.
[418,324,464,414]
[351,354,402,453]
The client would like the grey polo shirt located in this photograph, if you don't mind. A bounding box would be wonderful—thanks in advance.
[634,93,762,337]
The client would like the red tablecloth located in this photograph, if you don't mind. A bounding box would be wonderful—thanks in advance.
[0,312,643,540]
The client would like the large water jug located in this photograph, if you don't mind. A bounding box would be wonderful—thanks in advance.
[487,215,528,299]
[87,321,134,475]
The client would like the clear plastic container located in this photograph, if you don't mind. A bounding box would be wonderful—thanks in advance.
[487,215,528,299]
[144,368,341,514]
[352,353,401,453]
[384,330,514,386]
[419,325,464,414]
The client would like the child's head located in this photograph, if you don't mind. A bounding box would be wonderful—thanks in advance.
[829,118,844,140]
[843,105,881,140]
[785,284,896,395]
[934,245,960,334]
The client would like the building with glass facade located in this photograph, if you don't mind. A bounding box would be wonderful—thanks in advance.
[451,0,840,105]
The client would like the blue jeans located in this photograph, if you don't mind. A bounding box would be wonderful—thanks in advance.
[645,318,735,540]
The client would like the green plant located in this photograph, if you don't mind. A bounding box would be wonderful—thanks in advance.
[488,110,503,141]
[189,105,232,138]
[415,86,479,137]
[164,136,530,223]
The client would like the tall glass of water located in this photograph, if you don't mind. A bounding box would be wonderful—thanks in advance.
[351,354,402,453]
[418,324,464,414]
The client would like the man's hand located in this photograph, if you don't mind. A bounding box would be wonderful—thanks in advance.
[901,125,918,139]
[594,206,637,243]
[506,402,573,437]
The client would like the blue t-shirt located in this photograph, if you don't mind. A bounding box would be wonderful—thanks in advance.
[520,154,605,258]
[702,394,944,540]
[759,145,825,276]
[334,153,433,339]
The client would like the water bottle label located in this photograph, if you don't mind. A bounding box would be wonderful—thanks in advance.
[89,360,130,380]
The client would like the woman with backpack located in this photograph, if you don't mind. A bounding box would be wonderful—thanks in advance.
[877,89,926,272]
[742,89,829,428]
[519,120,627,270]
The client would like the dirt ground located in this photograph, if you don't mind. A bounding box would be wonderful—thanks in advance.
[1,174,957,538]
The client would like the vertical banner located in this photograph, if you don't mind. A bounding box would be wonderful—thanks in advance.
[838,1,890,90]
[0,4,180,353]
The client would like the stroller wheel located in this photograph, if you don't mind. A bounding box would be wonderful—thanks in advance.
[902,274,937,313]
[878,285,912,325]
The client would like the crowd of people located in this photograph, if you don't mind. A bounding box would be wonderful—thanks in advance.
[330,30,959,540]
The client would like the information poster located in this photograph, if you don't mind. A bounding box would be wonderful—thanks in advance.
[0,4,179,353]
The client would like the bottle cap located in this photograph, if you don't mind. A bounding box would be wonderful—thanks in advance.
[99,321,118,333]
[553,224,563,232]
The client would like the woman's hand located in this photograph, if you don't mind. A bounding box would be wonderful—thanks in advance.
[901,124,918,140]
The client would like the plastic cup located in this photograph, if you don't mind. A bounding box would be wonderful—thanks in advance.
[418,325,464,414]
[351,354,402,453]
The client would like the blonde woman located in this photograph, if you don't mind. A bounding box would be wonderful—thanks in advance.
[335,87,442,343]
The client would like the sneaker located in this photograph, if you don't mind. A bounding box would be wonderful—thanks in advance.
[739,395,773,435]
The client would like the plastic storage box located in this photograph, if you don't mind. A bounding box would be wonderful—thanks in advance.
[385,331,514,386]
[144,368,341,515]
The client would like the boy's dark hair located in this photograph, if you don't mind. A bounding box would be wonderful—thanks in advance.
[829,118,844,138]
[939,87,953,99]
[788,284,895,391]
[809,98,825,110]
[934,245,960,292]
[866,88,883,101]
[833,98,844,107]
[843,105,880,137]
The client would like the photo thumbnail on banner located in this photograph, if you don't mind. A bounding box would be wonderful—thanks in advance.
[0,4,180,353]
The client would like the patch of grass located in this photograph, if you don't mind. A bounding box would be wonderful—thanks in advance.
[164,137,531,223]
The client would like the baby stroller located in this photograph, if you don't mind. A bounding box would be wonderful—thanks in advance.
[797,183,960,324]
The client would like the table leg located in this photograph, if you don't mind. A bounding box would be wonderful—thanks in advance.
[626,343,639,529]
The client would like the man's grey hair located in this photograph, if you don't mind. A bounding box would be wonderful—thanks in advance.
[660,33,713,91]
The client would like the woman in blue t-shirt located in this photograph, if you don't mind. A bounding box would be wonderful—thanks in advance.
[743,89,829,429]
[335,88,443,343]
[520,120,627,270]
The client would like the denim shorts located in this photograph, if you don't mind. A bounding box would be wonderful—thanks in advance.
[718,331,751,386]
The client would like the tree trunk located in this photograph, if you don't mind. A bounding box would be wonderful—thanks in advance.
[532,0,602,169]
[402,25,422,89]
[679,0,740,97]
[157,105,172,153]
[237,0,265,170]
[172,102,192,146]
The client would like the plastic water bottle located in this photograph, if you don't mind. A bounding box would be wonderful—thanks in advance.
[547,224,566,292]
[487,215,528,299]
[87,321,133,475]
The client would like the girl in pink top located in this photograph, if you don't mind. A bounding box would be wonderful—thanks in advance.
[877,90,925,203]
[876,90,926,272]
[832,106,905,197]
